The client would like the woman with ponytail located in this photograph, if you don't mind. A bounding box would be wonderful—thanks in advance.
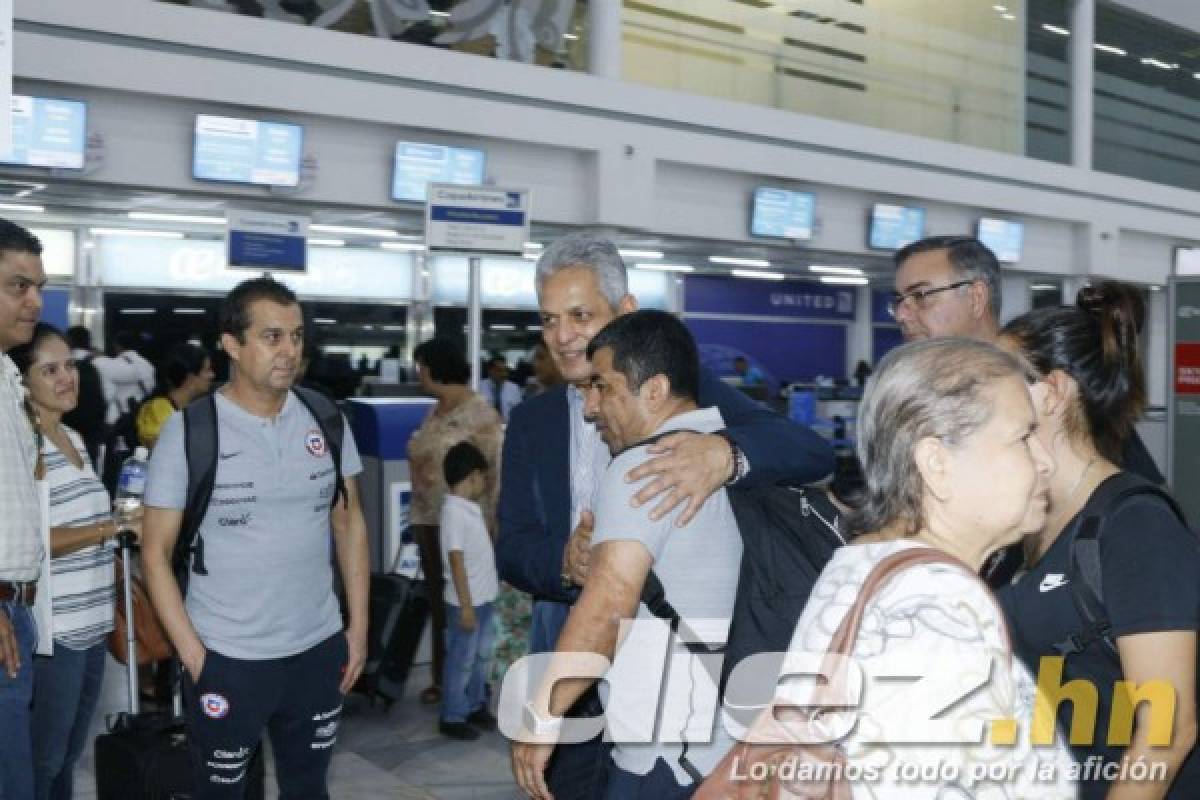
[1000,281,1199,799]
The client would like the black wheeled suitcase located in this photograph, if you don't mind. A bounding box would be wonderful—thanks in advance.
[355,570,430,709]
[94,531,265,799]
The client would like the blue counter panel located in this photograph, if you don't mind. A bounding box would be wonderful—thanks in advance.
[348,398,435,460]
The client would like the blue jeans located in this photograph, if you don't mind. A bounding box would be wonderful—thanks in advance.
[32,641,107,800]
[441,602,496,723]
[0,602,37,800]
[530,600,570,655]
[604,756,696,800]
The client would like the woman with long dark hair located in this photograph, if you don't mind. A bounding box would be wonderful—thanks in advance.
[1000,281,1199,798]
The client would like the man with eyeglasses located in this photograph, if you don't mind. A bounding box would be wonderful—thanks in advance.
[891,236,1001,342]
[892,234,1163,589]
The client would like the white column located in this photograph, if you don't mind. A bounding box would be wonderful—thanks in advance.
[846,285,872,378]
[587,0,622,79]
[1069,0,1095,169]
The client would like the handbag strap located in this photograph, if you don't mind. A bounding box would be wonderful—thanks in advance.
[815,546,1012,705]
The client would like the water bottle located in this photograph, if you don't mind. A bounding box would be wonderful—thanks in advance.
[114,446,149,530]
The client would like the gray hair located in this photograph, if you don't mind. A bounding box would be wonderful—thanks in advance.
[534,232,628,309]
[850,337,1037,538]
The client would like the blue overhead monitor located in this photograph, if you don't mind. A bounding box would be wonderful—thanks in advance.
[0,96,87,170]
[192,114,303,187]
[750,187,815,240]
[868,203,925,250]
[392,142,486,203]
[977,217,1024,263]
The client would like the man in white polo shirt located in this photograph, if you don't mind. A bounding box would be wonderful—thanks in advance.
[0,219,47,800]
[142,276,369,799]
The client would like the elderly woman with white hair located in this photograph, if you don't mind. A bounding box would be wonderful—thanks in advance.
[703,338,1077,799]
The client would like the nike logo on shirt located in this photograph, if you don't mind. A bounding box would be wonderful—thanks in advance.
[1039,573,1069,592]
[219,451,242,460]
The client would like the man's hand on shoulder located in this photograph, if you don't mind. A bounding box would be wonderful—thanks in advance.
[625,432,733,527]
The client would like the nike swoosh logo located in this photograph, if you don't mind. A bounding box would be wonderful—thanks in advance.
[1039,574,1069,593]
[219,452,241,460]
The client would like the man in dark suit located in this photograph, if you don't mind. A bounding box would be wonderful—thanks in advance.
[497,233,834,655]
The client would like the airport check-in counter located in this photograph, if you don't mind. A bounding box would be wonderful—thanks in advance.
[347,397,435,572]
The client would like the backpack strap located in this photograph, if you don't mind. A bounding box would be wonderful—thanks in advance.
[1056,473,1189,659]
[175,393,218,595]
[293,386,347,511]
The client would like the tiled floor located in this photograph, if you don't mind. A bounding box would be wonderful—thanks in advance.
[74,657,522,799]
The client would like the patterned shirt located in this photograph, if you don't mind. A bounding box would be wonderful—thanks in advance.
[777,540,1077,799]
[43,426,115,649]
[0,352,43,582]
[408,392,503,527]
[566,384,610,529]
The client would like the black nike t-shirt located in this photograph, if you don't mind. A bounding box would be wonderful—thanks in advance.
[998,475,1200,799]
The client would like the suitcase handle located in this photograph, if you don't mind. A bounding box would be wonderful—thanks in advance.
[117,529,141,715]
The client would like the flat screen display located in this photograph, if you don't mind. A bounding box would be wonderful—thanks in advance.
[0,96,87,170]
[868,204,925,250]
[392,142,486,203]
[1177,247,1200,276]
[977,217,1024,263]
[192,114,303,187]
[750,187,815,240]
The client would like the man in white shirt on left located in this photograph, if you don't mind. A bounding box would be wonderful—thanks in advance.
[0,218,48,800]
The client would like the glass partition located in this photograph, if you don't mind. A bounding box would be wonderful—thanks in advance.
[621,0,1027,154]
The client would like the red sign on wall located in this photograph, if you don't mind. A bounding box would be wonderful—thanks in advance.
[1176,342,1200,394]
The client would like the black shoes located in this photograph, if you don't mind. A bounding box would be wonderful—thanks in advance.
[439,720,480,740]
[467,708,498,730]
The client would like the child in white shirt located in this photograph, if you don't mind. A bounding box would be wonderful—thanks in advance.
[438,441,499,740]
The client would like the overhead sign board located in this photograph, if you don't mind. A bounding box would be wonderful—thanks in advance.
[425,183,530,255]
[227,209,308,272]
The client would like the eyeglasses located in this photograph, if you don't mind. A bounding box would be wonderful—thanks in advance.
[887,279,976,319]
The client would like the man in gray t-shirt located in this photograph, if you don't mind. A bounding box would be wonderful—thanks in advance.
[142,277,369,800]
[512,310,741,800]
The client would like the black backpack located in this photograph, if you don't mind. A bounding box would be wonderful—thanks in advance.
[1054,472,1191,660]
[170,386,347,594]
[628,433,846,781]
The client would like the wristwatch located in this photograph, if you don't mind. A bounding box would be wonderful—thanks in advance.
[714,430,748,485]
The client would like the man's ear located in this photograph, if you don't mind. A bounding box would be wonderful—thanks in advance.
[642,374,671,410]
[968,280,989,321]
[914,436,952,503]
[220,332,241,366]
[618,293,638,315]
